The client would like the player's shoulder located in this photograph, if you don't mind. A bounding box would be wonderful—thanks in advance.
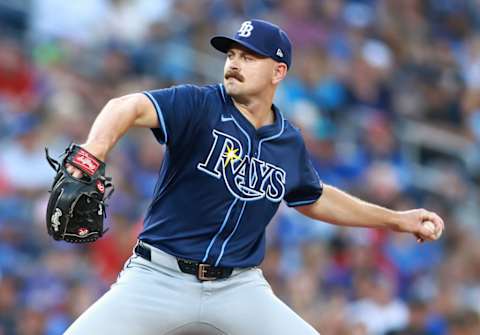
[201,83,228,103]
[171,83,225,107]
[170,83,223,98]
[278,115,307,145]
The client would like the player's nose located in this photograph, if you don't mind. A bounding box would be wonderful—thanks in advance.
[227,57,240,70]
[227,62,240,73]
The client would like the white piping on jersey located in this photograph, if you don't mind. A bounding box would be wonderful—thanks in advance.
[202,114,251,263]
[202,198,239,262]
[213,113,285,265]
[230,116,251,154]
[215,200,247,266]
[285,132,322,208]
[286,198,318,207]
[257,112,286,158]
[144,91,168,144]
[219,84,227,103]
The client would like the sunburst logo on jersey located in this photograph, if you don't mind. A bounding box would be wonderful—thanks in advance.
[222,144,240,167]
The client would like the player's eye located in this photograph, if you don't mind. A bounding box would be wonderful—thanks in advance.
[243,55,254,61]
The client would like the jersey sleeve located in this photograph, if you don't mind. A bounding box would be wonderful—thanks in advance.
[143,84,205,148]
[284,138,323,207]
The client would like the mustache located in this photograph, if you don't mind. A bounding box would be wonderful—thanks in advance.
[225,70,244,82]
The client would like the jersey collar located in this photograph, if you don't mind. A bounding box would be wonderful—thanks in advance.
[220,84,284,140]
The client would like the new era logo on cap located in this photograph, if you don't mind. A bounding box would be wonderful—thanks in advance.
[210,19,292,69]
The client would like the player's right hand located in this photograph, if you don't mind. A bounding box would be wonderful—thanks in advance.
[393,209,445,242]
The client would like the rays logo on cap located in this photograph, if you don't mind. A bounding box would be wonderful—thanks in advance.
[210,19,293,68]
[237,21,254,37]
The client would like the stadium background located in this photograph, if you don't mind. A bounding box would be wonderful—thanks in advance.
[0,0,479,334]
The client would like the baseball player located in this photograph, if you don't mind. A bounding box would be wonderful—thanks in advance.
[63,20,444,334]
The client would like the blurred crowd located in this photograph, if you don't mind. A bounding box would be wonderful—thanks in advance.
[0,0,479,334]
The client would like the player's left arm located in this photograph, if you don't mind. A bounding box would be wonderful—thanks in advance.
[295,184,444,242]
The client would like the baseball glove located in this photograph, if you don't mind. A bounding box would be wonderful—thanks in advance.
[45,144,114,243]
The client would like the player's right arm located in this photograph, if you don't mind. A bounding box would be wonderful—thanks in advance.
[295,184,444,242]
[67,93,157,177]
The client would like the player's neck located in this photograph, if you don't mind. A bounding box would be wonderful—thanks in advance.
[231,96,275,129]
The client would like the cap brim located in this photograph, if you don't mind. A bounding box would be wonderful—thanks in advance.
[210,36,270,58]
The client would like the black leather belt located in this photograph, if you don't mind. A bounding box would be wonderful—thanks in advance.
[134,242,233,281]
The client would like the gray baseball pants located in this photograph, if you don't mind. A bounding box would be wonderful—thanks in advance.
[65,242,320,335]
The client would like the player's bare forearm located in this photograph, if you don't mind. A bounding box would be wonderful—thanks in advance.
[296,184,444,241]
[296,185,399,229]
[83,93,158,160]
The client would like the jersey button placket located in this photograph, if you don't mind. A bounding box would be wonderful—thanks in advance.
[252,138,258,158]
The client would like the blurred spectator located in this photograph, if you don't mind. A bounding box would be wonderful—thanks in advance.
[387,298,436,335]
[15,308,45,335]
[447,309,480,335]
[0,275,18,335]
[90,192,141,284]
[0,1,479,334]
[0,37,40,118]
[0,115,54,193]
[347,273,409,334]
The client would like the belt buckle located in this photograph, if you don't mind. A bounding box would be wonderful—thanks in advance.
[198,263,216,281]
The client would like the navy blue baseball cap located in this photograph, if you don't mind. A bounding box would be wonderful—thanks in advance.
[211,19,292,69]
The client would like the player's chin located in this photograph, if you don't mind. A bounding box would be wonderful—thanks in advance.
[224,81,243,96]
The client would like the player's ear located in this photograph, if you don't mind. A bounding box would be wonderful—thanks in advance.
[272,63,287,85]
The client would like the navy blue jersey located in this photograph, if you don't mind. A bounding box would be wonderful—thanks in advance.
[140,84,322,267]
